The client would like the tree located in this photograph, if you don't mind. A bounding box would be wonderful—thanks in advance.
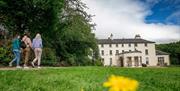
[0,0,100,66]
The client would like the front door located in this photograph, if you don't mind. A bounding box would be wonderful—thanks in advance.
[120,57,124,67]
[134,57,139,67]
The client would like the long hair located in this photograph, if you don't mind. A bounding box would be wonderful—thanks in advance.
[35,33,41,40]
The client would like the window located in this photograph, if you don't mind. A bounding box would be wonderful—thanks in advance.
[102,58,104,64]
[129,43,131,47]
[158,57,164,61]
[101,44,104,48]
[116,44,118,47]
[109,44,112,47]
[145,49,148,55]
[145,43,147,47]
[101,50,104,56]
[127,57,132,67]
[122,50,124,53]
[158,57,164,66]
[110,50,112,55]
[135,43,138,47]
[116,50,119,54]
[146,57,149,65]
[110,58,112,66]
[122,44,124,47]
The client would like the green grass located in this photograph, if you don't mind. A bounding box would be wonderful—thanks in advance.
[0,67,179,91]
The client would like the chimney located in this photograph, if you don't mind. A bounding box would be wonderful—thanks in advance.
[109,33,113,40]
[135,34,141,39]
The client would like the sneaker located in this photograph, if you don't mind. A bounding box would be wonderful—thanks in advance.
[24,66,29,69]
[37,66,41,69]
[16,66,22,68]
[31,62,35,67]
[9,62,12,67]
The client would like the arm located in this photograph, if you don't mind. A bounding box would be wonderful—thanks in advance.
[40,40,43,48]
[32,39,35,49]
[27,38,32,48]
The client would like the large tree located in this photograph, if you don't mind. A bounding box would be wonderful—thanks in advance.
[0,0,100,66]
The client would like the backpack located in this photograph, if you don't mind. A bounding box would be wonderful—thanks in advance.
[21,41,26,49]
[21,38,27,49]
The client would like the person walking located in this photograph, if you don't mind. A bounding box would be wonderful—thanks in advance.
[22,33,32,68]
[9,34,21,68]
[31,33,43,68]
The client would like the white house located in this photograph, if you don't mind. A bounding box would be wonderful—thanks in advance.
[98,35,170,67]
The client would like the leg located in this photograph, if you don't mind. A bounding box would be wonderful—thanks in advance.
[37,48,42,66]
[9,51,17,66]
[16,51,20,66]
[24,47,30,66]
[33,48,38,63]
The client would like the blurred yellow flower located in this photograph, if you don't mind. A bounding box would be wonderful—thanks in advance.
[81,88,84,91]
[103,75,139,91]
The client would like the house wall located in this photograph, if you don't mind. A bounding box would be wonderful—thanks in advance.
[156,55,170,65]
[98,42,157,66]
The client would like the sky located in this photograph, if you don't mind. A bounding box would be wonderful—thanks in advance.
[83,0,180,43]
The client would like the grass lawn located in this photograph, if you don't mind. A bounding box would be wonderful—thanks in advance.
[0,67,179,91]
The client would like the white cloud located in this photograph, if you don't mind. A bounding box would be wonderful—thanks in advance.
[83,0,180,43]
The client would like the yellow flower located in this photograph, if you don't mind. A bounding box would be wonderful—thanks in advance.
[80,88,84,91]
[103,75,139,91]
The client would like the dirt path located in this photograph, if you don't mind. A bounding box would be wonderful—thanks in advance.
[0,67,41,70]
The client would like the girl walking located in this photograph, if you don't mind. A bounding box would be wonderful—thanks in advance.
[31,33,43,68]
[9,34,21,68]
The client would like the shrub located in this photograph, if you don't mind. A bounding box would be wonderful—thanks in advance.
[142,63,147,67]
[41,48,58,66]
[94,59,103,66]
[0,39,13,66]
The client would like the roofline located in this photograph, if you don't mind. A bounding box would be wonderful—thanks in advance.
[156,50,170,55]
[97,38,155,44]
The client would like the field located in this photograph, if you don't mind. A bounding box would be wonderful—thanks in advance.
[0,67,179,91]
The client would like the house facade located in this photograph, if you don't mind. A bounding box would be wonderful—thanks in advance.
[98,35,170,67]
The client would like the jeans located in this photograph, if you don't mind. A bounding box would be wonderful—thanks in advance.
[12,49,20,66]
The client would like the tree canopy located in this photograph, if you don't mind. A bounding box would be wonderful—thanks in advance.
[0,0,100,66]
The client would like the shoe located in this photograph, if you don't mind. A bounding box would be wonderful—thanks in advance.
[31,62,35,67]
[9,62,12,67]
[24,66,29,69]
[16,66,22,68]
[37,66,41,69]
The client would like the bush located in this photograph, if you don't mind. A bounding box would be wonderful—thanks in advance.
[41,48,58,66]
[0,40,13,66]
[142,63,147,67]
[94,59,103,66]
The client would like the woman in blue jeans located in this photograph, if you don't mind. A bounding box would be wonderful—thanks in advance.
[9,34,21,68]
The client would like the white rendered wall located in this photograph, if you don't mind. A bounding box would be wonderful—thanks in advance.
[99,43,157,66]
[156,55,170,65]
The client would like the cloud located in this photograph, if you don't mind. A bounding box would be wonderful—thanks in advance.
[166,11,180,25]
[83,0,180,43]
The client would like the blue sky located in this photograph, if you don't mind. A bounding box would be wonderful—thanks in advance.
[142,0,180,25]
[84,0,180,43]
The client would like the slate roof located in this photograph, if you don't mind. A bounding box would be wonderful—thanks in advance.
[156,50,169,55]
[98,38,155,44]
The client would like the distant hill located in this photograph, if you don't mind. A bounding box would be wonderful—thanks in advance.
[156,41,180,65]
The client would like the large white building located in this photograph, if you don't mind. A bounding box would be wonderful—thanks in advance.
[98,35,170,67]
